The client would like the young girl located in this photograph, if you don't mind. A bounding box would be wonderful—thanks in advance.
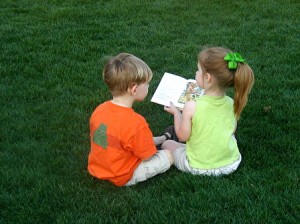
[161,47,254,176]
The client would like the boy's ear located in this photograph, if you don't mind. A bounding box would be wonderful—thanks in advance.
[127,84,138,95]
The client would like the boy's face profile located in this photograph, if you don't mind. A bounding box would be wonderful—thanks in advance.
[133,82,150,102]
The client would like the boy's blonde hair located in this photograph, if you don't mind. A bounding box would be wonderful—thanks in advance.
[198,47,254,120]
[103,53,153,96]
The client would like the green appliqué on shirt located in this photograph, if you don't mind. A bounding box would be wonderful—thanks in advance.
[93,123,108,149]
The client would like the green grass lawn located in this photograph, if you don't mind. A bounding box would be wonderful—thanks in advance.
[1,0,299,223]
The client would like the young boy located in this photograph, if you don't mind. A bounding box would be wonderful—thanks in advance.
[88,53,174,186]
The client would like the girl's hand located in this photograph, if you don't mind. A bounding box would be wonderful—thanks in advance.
[164,102,180,115]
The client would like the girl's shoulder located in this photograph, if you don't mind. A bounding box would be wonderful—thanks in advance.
[197,95,231,102]
[224,95,234,104]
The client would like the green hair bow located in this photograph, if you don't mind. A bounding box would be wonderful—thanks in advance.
[224,52,245,69]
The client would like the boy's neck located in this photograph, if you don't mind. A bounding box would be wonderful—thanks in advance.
[111,94,134,108]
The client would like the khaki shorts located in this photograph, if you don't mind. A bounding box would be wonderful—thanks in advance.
[173,146,242,176]
[125,150,171,186]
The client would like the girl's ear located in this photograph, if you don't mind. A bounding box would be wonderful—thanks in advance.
[205,73,212,82]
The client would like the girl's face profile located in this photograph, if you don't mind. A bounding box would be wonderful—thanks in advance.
[195,63,205,89]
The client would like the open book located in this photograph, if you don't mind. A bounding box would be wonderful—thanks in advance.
[151,72,204,109]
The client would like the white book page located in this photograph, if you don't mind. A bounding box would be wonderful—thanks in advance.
[151,72,187,108]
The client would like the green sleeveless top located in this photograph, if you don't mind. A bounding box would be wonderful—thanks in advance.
[186,95,240,169]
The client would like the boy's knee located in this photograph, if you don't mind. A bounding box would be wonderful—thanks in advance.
[163,149,174,165]
[162,139,180,151]
[161,139,175,149]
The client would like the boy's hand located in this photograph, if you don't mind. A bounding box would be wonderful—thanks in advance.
[164,102,180,115]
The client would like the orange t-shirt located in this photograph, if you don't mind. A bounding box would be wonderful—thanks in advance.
[88,101,157,186]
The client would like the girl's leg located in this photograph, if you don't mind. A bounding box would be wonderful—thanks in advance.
[161,140,184,152]
[162,140,188,173]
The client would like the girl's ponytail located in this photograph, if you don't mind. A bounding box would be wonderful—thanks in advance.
[199,48,255,120]
[233,63,254,120]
